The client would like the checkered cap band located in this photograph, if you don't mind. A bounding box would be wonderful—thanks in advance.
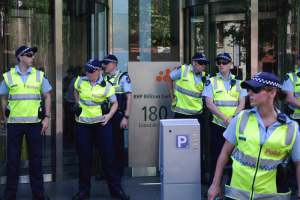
[86,63,98,69]
[252,77,282,88]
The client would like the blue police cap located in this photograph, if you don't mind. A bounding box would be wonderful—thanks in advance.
[84,59,102,73]
[192,53,209,64]
[241,72,281,89]
[103,54,118,65]
[15,45,38,58]
[216,53,232,62]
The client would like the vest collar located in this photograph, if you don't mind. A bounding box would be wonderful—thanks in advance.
[15,65,32,75]
[217,72,233,81]
[82,75,104,85]
[250,107,293,125]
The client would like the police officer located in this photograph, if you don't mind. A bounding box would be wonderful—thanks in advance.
[72,59,129,200]
[0,45,52,200]
[103,55,132,180]
[208,72,300,200]
[202,52,247,180]
[282,55,300,123]
[166,53,209,181]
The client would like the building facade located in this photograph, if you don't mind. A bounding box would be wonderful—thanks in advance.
[0,0,299,181]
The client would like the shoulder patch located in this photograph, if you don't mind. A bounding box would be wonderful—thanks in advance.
[284,74,289,81]
[205,80,211,86]
[126,75,131,83]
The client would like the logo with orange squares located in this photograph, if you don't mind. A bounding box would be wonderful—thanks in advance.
[156,68,171,82]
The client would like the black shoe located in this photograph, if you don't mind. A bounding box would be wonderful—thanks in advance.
[110,189,130,200]
[32,193,50,200]
[72,192,90,200]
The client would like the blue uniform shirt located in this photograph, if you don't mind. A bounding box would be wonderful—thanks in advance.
[108,70,132,93]
[0,65,52,95]
[202,72,248,98]
[282,66,300,93]
[223,107,300,161]
[79,75,117,103]
[170,65,205,85]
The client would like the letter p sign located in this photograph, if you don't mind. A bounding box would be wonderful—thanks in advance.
[176,135,189,149]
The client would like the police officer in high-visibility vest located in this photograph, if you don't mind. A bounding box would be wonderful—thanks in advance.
[166,52,209,181]
[103,54,132,179]
[282,55,300,124]
[0,45,52,200]
[72,59,129,200]
[202,52,247,180]
[208,72,300,200]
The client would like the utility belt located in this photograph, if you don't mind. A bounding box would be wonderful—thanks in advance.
[72,101,110,117]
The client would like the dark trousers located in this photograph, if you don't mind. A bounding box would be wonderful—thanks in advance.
[174,112,205,181]
[75,122,120,194]
[210,122,226,182]
[112,111,125,180]
[5,123,44,196]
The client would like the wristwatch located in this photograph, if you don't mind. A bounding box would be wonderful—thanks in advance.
[124,115,129,119]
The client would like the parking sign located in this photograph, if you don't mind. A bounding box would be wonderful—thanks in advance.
[176,135,189,149]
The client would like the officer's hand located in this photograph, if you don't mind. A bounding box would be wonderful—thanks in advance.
[72,103,82,117]
[101,114,112,126]
[120,117,128,129]
[41,117,49,133]
[207,183,222,200]
[223,117,232,127]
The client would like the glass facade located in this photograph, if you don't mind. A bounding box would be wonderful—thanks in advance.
[129,0,180,61]
[0,0,300,181]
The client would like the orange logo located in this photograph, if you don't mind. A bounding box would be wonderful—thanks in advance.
[156,68,171,82]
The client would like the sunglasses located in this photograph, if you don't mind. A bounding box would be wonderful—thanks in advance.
[247,87,263,94]
[85,68,97,73]
[197,61,208,65]
[217,61,229,65]
[22,53,34,57]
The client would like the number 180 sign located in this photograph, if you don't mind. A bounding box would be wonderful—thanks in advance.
[128,62,179,167]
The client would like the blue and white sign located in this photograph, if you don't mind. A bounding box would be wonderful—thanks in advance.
[176,135,189,149]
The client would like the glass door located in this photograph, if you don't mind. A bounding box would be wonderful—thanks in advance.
[0,0,55,183]
[90,1,107,59]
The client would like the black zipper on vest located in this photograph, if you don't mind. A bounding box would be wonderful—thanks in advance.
[250,144,263,200]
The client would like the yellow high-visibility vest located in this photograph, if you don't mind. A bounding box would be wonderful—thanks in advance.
[210,74,242,127]
[225,110,297,200]
[74,76,115,124]
[3,67,43,123]
[173,64,206,115]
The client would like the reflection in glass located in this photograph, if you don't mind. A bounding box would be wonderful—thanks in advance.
[129,0,179,61]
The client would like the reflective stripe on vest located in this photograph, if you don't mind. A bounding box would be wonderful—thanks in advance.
[8,94,41,100]
[225,185,291,200]
[174,85,202,98]
[231,148,284,170]
[79,99,104,106]
[173,64,204,115]
[8,116,40,123]
[213,100,238,107]
[78,116,105,123]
